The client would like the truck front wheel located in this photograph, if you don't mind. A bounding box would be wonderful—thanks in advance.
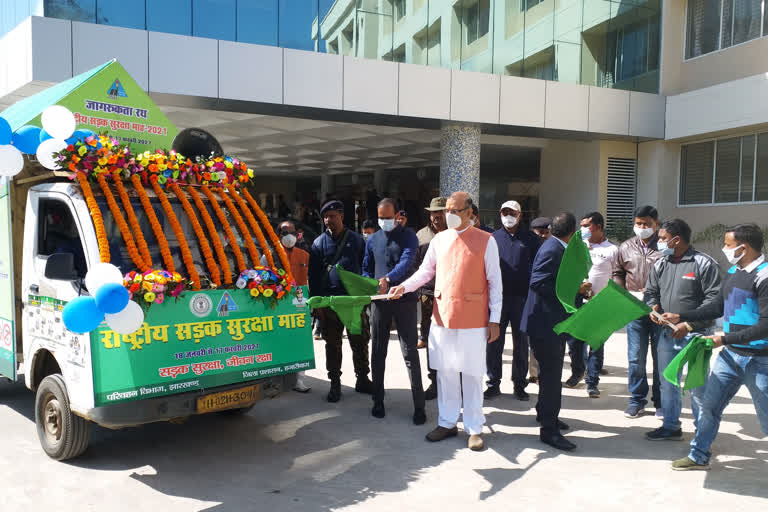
[35,374,91,461]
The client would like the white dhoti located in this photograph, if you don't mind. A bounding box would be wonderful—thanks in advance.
[429,325,488,434]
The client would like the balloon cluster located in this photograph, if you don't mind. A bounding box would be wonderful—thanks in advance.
[61,263,145,335]
[0,106,96,178]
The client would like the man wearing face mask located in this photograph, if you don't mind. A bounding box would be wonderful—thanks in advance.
[309,200,373,403]
[530,217,552,241]
[643,218,721,441]
[262,220,311,392]
[612,206,664,419]
[415,197,448,399]
[362,220,377,243]
[486,200,541,401]
[389,192,502,451]
[660,224,768,470]
[363,198,425,423]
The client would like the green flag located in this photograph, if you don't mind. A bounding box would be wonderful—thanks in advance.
[307,296,372,335]
[556,231,592,313]
[336,264,379,296]
[663,336,714,390]
[553,280,651,350]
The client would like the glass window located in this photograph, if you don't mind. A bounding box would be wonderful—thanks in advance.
[714,137,741,203]
[740,134,755,202]
[680,141,715,205]
[237,0,278,46]
[756,133,768,201]
[97,0,146,30]
[721,0,762,48]
[147,0,192,36]
[686,0,722,59]
[193,0,236,40]
[37,198,87,279]
[464,0,490,45]
[279,0,317,51]
[521,0,544,10]
[44,0,96,23]
[394,0,406,20]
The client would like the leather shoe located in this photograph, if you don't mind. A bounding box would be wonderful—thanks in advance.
[536,417,569,430]
[514,388,530,401]
[417,340,427,349]
[468,434,484,451]
[540,433,576,451]
[371,401,385,418]
[413,408,426,425]
[355,376,374,394]
[326,380,341,403]
[424,382,437,400]
[483,386,501,399]
[425,425,458,442]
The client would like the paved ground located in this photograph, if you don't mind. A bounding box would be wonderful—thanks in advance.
[1,331,766,511]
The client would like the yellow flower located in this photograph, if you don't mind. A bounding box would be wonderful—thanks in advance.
[98,157,108,166]
[173,272,183,282]
[144,273,156,282]
[133,275,143,283]
[247,169,253,178]
[140,159,149,167]
[250,288,260,297]
[225,161,233,169]
[144,292,156,303]
[157,163,167,171]
[77,145,87,156]
[263,288,274,298]
[142,281,153,292]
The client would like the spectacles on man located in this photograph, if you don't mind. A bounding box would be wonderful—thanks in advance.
[445,207,469,215]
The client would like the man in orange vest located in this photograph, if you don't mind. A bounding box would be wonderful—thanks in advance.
[390,191,502,451]
[263,220,311,392]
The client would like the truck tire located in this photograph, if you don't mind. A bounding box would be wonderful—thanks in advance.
[35,374,91,461]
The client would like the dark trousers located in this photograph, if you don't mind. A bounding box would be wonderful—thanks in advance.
[321,307,370,381]
[486,297,529,391]
[531,334,567,437]
[371,299,425,409]
[420,294,436,383]
[567,339,605,386]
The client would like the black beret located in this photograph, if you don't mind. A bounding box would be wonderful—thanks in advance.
[320,200,344,216]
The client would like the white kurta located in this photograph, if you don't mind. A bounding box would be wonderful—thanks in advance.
[400,227,503,378]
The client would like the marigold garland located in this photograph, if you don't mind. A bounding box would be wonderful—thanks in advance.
[215,187,261,267]
[227,185,274,268]
[96,175,148,272]
[169,183,221,287]
[201,185,247,274]
[112,173,153,269]
[149,175,201,290]
[130,174,175,273]
[187,185,232,285]
[242,188,293,281]
[76,173,110,263]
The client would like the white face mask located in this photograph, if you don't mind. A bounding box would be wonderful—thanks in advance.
[501,215,518,229]
[580,227,592,242]
[722,244,745,265]
[281,234,297,249]
[634,226,654,240]
[657,239,675,256]
[445,212,462,230]
[363,233,370,241]
[378,218,396,232]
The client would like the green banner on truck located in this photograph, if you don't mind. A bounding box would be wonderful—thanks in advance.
[0,178,15,379]
[90,287,314,406]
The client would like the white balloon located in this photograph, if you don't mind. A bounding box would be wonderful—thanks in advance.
[36,138,67,170]
[41,105,76,140]
[105,300,144,335]
[85,263,124,294]
[0,144,24,177]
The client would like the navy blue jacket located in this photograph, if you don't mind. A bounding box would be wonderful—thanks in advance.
[493,227,541,299]
[363,225,418,300]
[521,237,569,338]
[308,228,365,297]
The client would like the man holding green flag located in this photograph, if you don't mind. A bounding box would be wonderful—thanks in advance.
[660,224,768,471]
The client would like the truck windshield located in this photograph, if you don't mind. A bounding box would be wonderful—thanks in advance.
[95,195,243,282]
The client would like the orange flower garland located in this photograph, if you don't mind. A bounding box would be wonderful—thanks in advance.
[227,185,274,269]
[215,187,261,267]
[169,183,221,287]
[76,173,110,263]
[187,186,232,285]
[242,188,293,280]
[96,175,149,272]
[201,185,247,274]
[149,176,201,290]
[130,174,175,273]
[113,173,153,269]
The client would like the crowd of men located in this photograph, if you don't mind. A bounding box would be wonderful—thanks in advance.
[273,192,767,470]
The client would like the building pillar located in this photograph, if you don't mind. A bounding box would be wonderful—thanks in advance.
[320,174,334,202]
[373,169,387,196]
[440,122,480,204]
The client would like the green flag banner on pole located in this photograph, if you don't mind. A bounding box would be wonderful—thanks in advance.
[337,264,379,296]
[553,280,652,350]
[556,231,592,313]
[662,336,714,390]
[307,296,372,335]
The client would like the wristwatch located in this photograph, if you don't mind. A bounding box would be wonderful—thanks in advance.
[385,276,391,283]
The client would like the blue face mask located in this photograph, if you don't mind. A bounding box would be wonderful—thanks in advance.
[580,227,592,242]
[378,218,396,232]
[658,238,676,256]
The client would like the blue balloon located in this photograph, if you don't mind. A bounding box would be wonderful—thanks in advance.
[39,129,53,143]
[12,125,42,154]
[66,129,93,145]
[62,296,104,334]
[94,282,130,314]
[0,117,11,145]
